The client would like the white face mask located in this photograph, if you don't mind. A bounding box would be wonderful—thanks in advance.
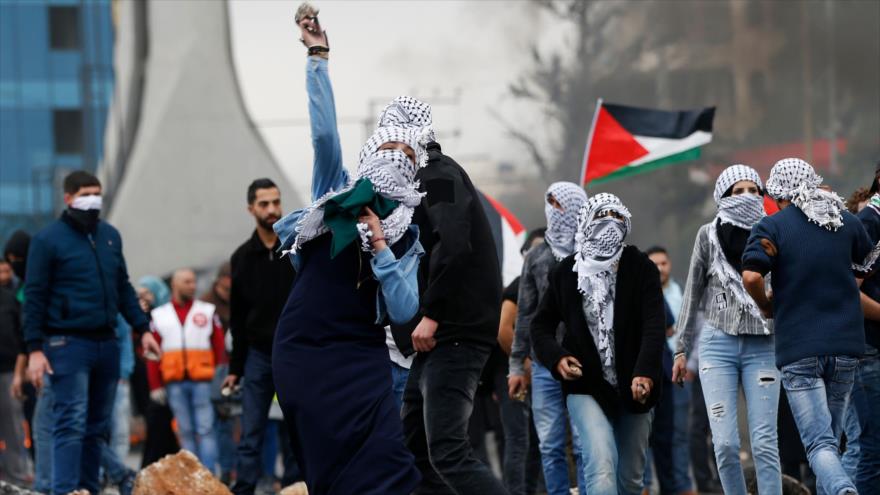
[71,194,103,211]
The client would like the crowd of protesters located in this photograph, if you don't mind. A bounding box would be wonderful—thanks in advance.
[1,6,879,495]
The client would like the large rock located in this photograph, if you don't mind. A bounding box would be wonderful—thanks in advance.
[132,450,231,495]
[0,480,43,495]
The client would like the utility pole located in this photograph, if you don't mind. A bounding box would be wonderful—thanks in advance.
[826,0,838,174]
[801,1,814,164]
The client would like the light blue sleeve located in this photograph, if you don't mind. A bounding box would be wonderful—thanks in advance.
[370,234,425,325]
[274,56,349,255]
[306,56,348,200]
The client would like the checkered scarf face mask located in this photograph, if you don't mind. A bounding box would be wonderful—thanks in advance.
[544,182,588,261]
[574,193,632,274]
[292,125,429,253]
[713,164,765,229]
[359,125,432,171]
[766,158,844,230]
[573,193,631,374]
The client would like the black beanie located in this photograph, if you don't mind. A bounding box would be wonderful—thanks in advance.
[3,230,30,259]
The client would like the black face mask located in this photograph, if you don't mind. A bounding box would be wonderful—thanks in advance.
[63,208,101,233]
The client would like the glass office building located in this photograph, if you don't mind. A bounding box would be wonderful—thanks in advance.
[0,0,114,234]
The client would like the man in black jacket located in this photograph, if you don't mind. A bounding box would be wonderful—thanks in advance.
[225,179,300,495]
[401,141,507,494]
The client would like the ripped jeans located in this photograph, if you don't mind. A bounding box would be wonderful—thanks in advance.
[698,324,782,495]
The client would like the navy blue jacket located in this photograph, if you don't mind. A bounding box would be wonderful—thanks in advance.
[858,205,880,349]
[743,206,872,367]
[23,215,149,352]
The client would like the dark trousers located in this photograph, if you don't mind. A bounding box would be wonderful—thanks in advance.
[402,340,509,495]
[492,359,541,495]
[648,375,677,494]
[141,401,179,467]
[689,376,719,490]
[45,336,119,494]
[232,348,300,495]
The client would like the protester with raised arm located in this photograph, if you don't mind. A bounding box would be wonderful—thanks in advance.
[270,9,425,494]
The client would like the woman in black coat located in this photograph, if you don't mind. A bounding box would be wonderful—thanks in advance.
[530,193,665,495]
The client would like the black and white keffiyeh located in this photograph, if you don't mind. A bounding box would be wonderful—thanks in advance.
[766,158,845,231]
[292,124,432,253]
[714,164,766,229]
[853,193,880,274]
[573,193,632,372]
[544,182,588,261]
[374,96,436,150]
[707,165,767,323]
[377,96,434,129]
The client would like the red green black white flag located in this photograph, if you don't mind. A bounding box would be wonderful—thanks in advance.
[580,99,715,185]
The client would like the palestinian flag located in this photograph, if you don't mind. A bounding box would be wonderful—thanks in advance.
[580,99,715,185]
[478,191,526,286]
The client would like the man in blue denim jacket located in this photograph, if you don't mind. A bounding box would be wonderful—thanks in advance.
[23,171,162,495]
[743,159,872,495]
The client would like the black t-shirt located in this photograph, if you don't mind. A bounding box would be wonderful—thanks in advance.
[0,287,22,372]
[502,277,520,305]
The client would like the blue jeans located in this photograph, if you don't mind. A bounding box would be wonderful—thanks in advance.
[390,361,410,413]
[842,400,860,485]
[850,347,880,494]
[567,394,652,495]
[233,348,301,495]
[100,380,134,483]
[100,438,132,484]
[45,335,120,494]
[166,380,218,471]
[782,355,858,495]
[698,325,782,495]
[33,381,54,493]
[530,359,585,495]
[111,380,131,460]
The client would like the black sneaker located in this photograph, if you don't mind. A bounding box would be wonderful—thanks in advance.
[118,470,137,495]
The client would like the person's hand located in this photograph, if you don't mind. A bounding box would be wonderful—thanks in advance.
[671,354,687,385]
[761,289,774,319]
[631,376,653,404]
[359,207,386,252]
[137,287,154,313]
[150,387,167,406]
[221,374,240,394]
[508,374,529,400]
[10,370,25,401]
[556,356,583,381]
[141,333,163,360]
[27,351,52,391]
[411,316,439,353]
[296,5,328,49]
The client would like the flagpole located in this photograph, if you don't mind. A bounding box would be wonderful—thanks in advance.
[580,98,603,187]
